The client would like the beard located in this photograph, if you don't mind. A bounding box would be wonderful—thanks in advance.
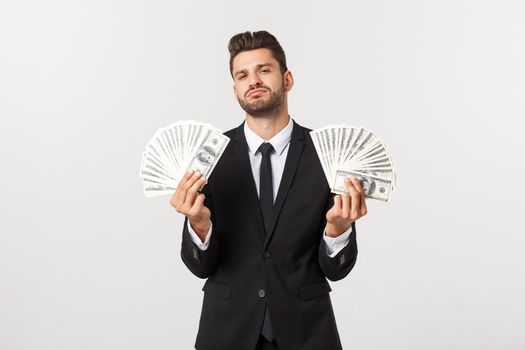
[237,83,285,117]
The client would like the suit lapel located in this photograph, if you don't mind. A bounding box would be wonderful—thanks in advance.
[232,120,307,248]
[264,121,305,249]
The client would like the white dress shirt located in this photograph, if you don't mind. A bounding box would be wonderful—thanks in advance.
[187,117,351,258]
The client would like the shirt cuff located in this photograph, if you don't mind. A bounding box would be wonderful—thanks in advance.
[187,220,213,251]
[323,226,352,258]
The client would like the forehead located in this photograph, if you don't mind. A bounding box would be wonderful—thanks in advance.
[232,48,278,72]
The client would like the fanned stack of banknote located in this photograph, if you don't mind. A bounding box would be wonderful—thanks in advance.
[310,125,397,202]
[140,120,230,198]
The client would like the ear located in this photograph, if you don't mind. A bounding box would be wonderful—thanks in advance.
[283,70,294,92]
[233,84,238,100]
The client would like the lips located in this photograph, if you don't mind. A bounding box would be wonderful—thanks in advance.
[247,88,267,97]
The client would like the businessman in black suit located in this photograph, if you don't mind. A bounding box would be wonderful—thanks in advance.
[171,31,367,350]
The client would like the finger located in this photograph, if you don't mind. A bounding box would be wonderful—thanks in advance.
[333,194,342,210]
[181,169,195,183]
[183,170,203,191]
[329,194,342,218]
[198,178,207,192]
[185,177,206,205]
[360,192,368,216]
[350,176,364,193]
[358,185,367,216]
[346,177,361,219]
[174,170,195,203]
[170,190,178,208]
[350,176,367,216]
[188,193,206,217]
[181,171,203,204]
[194,193,205,207]
[340,190,351,220]
[328,194,342,221]
[350,191,361,219]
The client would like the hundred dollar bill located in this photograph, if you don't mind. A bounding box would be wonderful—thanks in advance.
[185,129,230,179]
[140,152,179,186]
[142,179,177,197]
[332,169,392,202]
[310,131,332,183]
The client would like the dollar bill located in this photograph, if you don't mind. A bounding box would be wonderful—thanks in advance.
[186,129,230,179]
[332,169,392,202]
[140,120,230,198]
[310,130,332,183]
[142,178,177,198]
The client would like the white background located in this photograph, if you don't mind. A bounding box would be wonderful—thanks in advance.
[1,0,524,349]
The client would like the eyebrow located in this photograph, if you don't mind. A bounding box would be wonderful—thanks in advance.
[234,63,274,78]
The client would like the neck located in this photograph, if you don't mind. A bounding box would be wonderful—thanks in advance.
[245,102,290,140]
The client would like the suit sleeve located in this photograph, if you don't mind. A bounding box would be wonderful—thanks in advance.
[180,183,220,279]
[318,193,358,281]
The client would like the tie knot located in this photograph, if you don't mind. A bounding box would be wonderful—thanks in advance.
[257,142,274,156]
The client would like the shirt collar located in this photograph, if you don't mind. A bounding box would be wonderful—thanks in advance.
[244,116,293,156]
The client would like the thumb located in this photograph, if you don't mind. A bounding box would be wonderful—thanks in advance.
[327,195,341,220]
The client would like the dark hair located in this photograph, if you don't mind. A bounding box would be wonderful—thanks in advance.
[228,31,288,78]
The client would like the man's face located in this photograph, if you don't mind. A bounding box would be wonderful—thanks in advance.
[232,48,292,117]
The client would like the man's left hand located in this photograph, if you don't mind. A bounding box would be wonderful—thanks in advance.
[325,176,368,237]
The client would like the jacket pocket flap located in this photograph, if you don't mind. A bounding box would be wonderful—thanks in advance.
[202,280,231,300]
[299,281,332,301]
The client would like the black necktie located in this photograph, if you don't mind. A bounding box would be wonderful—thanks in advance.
[258,142,274,235]
[257,142,275,342]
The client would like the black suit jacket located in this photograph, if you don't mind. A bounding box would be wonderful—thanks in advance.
[181,120,358,350]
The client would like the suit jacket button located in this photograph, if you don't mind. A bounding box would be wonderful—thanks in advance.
[258,289,266,298]
[263,251,271,258]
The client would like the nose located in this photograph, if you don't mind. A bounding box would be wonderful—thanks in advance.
[248,72,263,88]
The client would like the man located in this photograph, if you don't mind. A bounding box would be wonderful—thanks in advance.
[171,31,367,350]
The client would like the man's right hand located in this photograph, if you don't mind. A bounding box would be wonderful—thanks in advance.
[170,170,211,241]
